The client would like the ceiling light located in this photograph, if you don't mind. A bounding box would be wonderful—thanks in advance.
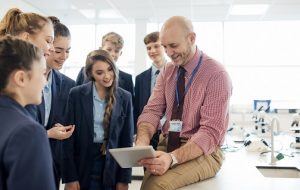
[98,10,121,19]
[230,4,269,15]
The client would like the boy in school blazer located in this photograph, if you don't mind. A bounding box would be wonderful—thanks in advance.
[134,32,166,148]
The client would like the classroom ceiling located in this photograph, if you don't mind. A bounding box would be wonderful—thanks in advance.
[2,0,300,24]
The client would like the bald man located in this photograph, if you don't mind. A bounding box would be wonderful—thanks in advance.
[135,16,232,189]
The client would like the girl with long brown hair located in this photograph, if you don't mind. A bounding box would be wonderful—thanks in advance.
[63,49,133,190]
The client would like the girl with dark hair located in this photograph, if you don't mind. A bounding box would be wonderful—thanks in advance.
[0,36,55,190]
[63,49,133,190]
[47,16,71,70]
[42,16,76,189]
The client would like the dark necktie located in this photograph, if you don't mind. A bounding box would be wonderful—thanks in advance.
[154,70,160,85]
[167,66,186,152]
[154,69,160,83]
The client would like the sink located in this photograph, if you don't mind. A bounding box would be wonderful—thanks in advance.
[256,166,300,178]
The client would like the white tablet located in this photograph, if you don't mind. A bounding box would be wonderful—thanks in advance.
[109,146,155,168]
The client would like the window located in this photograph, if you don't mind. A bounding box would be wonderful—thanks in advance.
[61,25,96,80]
[61,21,300,108]
[224,21,300,106]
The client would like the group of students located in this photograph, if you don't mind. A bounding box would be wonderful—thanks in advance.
[0,7,233,190]
[0,7,167,190]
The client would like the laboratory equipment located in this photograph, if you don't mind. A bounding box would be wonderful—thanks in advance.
[290,113,300,149]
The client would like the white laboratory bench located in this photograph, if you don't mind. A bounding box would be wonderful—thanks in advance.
[179,145,300,190]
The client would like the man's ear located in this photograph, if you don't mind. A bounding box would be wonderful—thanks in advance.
[13,70,27,88]
[19,32,30,41]
[188,32,196,44]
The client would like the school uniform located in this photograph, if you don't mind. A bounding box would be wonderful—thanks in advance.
[134,66,164,149]
[25,70,75,189]
[0,95,55,190]
[62,82,133,189]
[134,67,152,129]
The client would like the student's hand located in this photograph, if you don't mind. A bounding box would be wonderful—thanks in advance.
[47,123,75,140]
[64,181,80,190]
[116,182,128,190]
[139,151,172,176]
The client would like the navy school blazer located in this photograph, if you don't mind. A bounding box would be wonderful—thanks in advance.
[0,95,55,190]
[25,70,75,167]
[134,67,152,133]
[37,70,76,128]
[62,82,133,188]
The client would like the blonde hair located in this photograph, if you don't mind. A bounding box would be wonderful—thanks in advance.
[101,32,124,50]
[0,8,51,37]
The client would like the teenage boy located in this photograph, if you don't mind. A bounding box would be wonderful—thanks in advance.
[134,32,166,148]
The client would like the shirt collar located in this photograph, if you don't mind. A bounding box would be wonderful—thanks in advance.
[92,82,105,102]
[45,70,53,89]
[151,65,159,76]
[151,59,167,76]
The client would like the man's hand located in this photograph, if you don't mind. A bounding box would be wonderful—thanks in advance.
[47,123,75,140]
[139,151,172,176]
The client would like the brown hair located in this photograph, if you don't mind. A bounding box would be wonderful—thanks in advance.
[48,16,70,38]
[85,49,118,130]
[0,8,51,37]
[101,32,124,50]
[144,31,160,45]
[0,35,43,94]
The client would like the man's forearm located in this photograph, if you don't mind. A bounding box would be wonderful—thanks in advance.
[135,122,156,145]
[172,141,204,164]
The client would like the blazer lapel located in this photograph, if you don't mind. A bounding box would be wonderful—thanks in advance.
[48,71,60,126]
[108,91,123,141]
[81,82,94,139]
[37,94,45,126]
[144,68,152,99]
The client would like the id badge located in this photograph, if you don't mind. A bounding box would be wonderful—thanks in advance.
[169,120,183,132]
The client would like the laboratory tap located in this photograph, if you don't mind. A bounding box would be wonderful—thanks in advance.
[270,117,280,165]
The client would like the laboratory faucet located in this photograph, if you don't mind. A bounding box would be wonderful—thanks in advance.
[270,117,280,165]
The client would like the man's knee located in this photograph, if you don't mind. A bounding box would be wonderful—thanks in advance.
[141,176,172,190]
